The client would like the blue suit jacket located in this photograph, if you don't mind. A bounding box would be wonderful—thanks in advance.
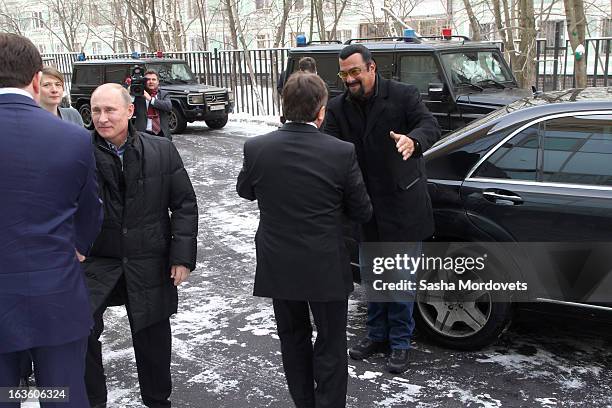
[0,93,103,353]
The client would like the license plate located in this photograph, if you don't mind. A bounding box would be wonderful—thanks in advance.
[209,105,225,111]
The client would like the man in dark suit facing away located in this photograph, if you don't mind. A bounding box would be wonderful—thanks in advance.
[237,72,372,408]
[0,33,102,406]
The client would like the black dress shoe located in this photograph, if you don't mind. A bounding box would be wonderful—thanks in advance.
[348,337,389,360]
[386,349,410,374]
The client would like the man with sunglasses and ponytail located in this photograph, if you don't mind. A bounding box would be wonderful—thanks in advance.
[323,44,441,374]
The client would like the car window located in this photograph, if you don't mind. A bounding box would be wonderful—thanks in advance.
[472,125,539,181]
[105,65,129,84]
[399,55,442,94]
[146,63,196,84]
[440,51,514,89]
[75,65,102,85]
[290,55,343,91]
[541,114,612,186]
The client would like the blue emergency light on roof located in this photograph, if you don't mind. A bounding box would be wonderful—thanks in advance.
[131,51,140,59]
[403,28,416,41]
[296,35,307,47]
[76,52,86,61]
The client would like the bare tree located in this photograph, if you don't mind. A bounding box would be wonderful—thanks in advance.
[43,0,89,51]
[123,0,160,51]
[0,0,22,34]
[385,0,426,36]
[327,0,352,40]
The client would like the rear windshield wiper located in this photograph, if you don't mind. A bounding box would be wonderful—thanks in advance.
[455,81,483,91]
[476,79,507,89]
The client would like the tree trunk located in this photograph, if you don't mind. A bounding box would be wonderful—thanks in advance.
[228,0,266,114]
[462,0,481,41]
[223,0,239,48]
[273,0,292,47]
[515,0,537,88]
[563,0,587,87]
[313,0,325,40]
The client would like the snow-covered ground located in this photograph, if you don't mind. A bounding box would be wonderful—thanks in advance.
[18,118,612,407]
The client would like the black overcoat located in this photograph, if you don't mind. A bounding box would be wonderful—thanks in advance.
[237,123,372,301]
[84,125,198,332]
[323,76,441,241]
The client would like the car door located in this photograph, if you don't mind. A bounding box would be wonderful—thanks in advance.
[462,111,612,242]
[461,111,612,302]
[395,53,452,133]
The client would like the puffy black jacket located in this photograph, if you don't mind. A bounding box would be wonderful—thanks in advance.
[84,124,198,331]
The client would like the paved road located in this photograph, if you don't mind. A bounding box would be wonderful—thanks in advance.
[91,122,612,408]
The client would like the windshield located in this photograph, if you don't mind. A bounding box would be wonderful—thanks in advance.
[441,51,515,90]
[146,63,196,84]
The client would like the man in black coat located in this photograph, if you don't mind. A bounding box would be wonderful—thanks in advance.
[323,44,441,374]
[237,72,372,408]
[133,69,173,139]
[83,83,198,408]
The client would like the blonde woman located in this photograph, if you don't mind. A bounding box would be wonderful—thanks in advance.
[40,66,84,126]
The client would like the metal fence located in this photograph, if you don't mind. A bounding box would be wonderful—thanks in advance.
[43,38,611,116]
[43,49,289,116]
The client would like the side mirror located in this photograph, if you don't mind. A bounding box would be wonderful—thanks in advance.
[428,83,446,100]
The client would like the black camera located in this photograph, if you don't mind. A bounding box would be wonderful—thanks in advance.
[130,65,145,97]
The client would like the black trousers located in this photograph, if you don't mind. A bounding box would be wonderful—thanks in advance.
[85,276,172,408]
[0,337,89,408]
[272,298,349,408]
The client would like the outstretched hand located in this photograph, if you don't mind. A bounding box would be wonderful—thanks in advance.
[390,131,415,160]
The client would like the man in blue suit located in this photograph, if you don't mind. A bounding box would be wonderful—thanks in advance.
[0,33,102,407]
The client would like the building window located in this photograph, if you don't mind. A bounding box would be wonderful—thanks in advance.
[190,36,205,51]
[602,18,612,36]
[294,0,304,11]
[256,34,270,49]
[92,42,101,54]
[601,18,612,52]
[37,44,46,53]
[359,22,387,39]
[32,11,43,29]
[472,22,498,41]
[255,0,269,10]
[405,18,449,37]
[114,41,126,53]
[540,20,565,45]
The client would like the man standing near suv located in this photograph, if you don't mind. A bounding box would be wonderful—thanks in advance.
[84,83,198,408]
[323,44,441,374]
[133,69,173,139]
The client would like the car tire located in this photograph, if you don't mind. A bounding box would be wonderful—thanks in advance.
[169,107,187,134]
[79,103,94,130]
[414,245,513,350]
[205,115,229,130]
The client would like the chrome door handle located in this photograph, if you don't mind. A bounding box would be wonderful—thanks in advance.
[482,191,523,204]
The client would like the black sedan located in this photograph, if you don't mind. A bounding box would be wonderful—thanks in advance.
[418,87,612,349]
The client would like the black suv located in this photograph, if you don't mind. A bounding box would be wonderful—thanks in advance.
[70,58,234,133]
[420,87,612,349]
[286,36,531,134]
